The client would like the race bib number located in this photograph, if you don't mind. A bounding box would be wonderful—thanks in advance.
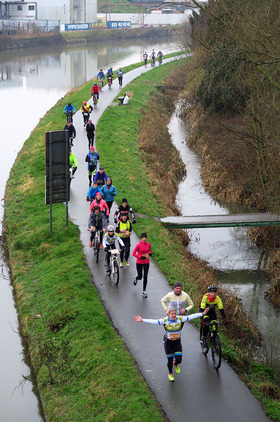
[169,332,180,340]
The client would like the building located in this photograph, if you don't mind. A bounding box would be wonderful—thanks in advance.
[0,0,97,24]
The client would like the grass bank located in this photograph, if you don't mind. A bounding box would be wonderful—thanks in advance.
[3,60,185,421]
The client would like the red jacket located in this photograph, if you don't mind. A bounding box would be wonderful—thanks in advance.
[132,241,151,264]
[90,198,109,216]
[91,85,100,94]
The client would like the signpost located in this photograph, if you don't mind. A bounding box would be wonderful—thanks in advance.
[45,131,69,231]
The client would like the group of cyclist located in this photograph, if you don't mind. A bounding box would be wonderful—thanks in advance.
[96,66,125,89]
[143,49,163,66]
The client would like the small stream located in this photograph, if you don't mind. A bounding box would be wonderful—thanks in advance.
[168,105,280,382]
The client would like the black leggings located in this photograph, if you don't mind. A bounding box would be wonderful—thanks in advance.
[106,200,114,213]
[136,262,149,291]
[163,336,182,373]
[120,237,130,261]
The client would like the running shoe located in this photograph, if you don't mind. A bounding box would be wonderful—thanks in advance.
[168,373,175,382]
[142,291,148,298]
[133,277,138,286]
[100,244,102,249]
[120,262,123,268]
[125,261,130,267]
[89,241,92,247]
[173,362,181,374]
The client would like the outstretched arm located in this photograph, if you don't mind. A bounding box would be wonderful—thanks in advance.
[134,315,143,322]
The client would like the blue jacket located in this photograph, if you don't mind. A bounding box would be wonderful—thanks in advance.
[63,104,75,114]
[97,71,105,79]
[87,186,102,199]
[101,184,117,202]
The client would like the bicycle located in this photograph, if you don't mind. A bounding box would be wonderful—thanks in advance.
[98,78,103,91]
[91,229,101,263]
[66,110,73,123]
[107,76,112,89]
[200,320,223,369]
[92,94,98,108]
[105,248,120,285]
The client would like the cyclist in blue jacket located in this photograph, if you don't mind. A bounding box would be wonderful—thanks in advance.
[97,69,105,87]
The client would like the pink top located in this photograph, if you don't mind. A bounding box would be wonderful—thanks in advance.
[132,240,151,264]
[89,199,109,216]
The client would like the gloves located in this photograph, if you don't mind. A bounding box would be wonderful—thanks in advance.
[140,255,147,260]
[86,197,90,202]
[132,219,136,224]
[201,320,206,326]
[114,218,117,224]
[223,320,228,325]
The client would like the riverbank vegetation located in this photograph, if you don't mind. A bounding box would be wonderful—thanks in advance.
[3,53,279,420]
[180,0,280,303]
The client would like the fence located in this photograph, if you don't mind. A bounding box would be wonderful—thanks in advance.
[0,19,60,34]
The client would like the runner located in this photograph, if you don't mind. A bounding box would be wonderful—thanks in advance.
[161,281,194,315]
[134,306,209,382]
[132,232,151,298]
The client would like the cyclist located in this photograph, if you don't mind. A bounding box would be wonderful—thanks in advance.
[97,69,105,87]
[86,119,95,149]
[116,214,132,268]
[200,284,228,348]
[107,66,114,78]
[101,177,117,214]
[64,121,76,146]
[81,101,93,127]
[93,166,108,187]
[114,198,136,224]
[63,102,75,122]
[87,181,102,202]
[91,83,100,103]
[89,191,109,221]
[88,205,106,247]
[85,146,99,187]
[69,150,77,178]
[132,232,152,298]
[161,281,194,315]
[103,225,124,271]
[157,50,163,64]
[143,51,148,65]
[134,306,209,382]
[116,67,124,87]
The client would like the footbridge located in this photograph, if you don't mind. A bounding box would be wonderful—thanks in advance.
[161,213,280,229]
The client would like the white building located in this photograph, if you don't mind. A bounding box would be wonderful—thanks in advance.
[0,0,97,24]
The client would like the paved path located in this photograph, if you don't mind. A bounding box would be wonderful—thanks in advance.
[68,59,271,422]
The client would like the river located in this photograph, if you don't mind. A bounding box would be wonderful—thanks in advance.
[0,35,180,421]
[168,105,280,382]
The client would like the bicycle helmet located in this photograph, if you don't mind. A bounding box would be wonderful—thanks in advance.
[107,225,114,232]
[94,83,97,86]
[83,101,87,105]
[68,102,71,107]
[208,284,217,292]
[90,147,95,151]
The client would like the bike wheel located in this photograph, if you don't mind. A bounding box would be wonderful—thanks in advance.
[112,260,119,285]
[94,240,99,263]
[211,334,222,369]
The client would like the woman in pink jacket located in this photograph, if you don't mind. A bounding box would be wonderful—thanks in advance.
[132,233,152,298]
[89,191,109,221]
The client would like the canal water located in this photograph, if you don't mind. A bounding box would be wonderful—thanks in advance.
[168,105,280,382]
[0,35,180,420]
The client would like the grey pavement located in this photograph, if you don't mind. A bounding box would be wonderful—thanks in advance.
[68,59,270,422]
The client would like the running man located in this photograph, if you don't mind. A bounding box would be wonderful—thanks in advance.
[134,306,209,382]
[161,281,194,315]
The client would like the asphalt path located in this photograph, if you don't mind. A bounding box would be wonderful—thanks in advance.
[68,59,270,422]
